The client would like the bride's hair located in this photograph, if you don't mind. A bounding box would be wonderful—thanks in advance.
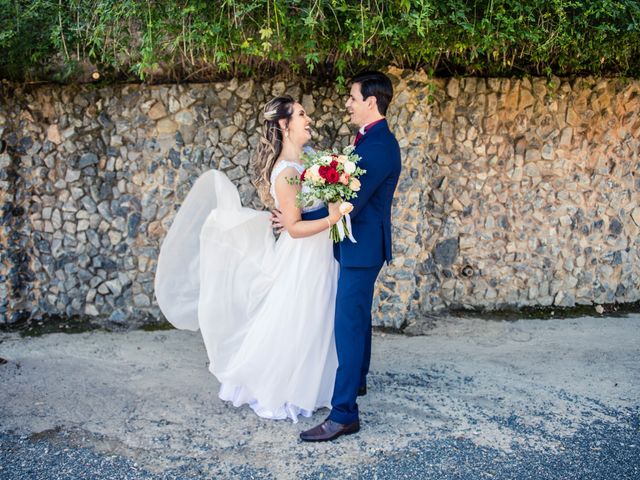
[253,95,295,206]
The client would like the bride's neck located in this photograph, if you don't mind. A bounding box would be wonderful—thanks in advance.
[278,141,303,163]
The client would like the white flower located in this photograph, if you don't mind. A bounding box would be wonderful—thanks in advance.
[305,164,324,183]
[343,161,356,174]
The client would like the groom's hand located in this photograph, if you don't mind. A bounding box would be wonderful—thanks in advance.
[271,209,285,233]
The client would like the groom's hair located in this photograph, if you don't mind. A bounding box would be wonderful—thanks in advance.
[351,71,393,116]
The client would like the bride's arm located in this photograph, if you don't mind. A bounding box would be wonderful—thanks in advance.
[274,167,341,239]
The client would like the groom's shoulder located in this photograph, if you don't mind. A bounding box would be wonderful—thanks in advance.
[373,127,400,156]
[359,138,401,174]
[375,123,400,147]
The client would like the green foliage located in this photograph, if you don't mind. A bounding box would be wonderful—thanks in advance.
[1,0,639,82]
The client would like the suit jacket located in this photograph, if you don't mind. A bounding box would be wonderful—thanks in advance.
[334,119,401,267]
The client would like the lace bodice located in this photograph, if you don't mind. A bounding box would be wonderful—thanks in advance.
[269,161,324,212]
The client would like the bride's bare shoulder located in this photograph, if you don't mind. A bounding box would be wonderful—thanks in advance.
[274,165,301,188]
[272,161,302,184]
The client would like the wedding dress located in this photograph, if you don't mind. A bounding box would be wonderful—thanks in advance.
[154,161,338,422]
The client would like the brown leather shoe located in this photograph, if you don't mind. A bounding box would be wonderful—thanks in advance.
[299,419,360,442]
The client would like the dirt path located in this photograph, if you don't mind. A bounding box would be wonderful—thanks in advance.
[1,315,638,479]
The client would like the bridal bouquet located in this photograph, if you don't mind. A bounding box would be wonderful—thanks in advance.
[295,145,366,242]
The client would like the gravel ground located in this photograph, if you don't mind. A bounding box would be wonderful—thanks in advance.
[1,315,639,479]
[2,409,638,479]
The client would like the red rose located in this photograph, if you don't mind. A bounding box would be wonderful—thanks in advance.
[300,169,306,181]
[329,160,338,169]
[325,168,340,184]
[318,165,329,179]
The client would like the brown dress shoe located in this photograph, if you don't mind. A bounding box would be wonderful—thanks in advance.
[299,419,360,442]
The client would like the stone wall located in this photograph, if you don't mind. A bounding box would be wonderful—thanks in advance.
[1,71,639,329]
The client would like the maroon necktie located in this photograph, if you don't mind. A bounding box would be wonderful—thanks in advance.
[353,131,363,146]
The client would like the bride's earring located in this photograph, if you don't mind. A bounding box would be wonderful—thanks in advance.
[285,129,289,139]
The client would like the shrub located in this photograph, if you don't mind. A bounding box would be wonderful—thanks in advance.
[1,0,639,82]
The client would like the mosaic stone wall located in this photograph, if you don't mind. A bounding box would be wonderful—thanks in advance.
[1,71,639,328]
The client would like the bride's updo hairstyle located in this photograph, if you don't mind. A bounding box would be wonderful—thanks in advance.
[253,95,295,206]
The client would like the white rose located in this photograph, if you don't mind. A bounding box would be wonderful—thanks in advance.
[306,164,324,183]
[343,161,356,174]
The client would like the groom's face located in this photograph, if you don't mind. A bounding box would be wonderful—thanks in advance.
[346,83,368,128]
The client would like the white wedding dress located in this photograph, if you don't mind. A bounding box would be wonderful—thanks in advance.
[154,161,338,422]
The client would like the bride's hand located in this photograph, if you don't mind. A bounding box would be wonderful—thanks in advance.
[271,209,285,233]
[328,201,342,225]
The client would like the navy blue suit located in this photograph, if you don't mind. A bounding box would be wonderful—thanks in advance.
[328,119,401,424]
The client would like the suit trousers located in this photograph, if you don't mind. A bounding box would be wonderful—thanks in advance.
[328,263,382,424]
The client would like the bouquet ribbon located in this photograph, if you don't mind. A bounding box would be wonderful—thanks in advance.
[336,214,357,243]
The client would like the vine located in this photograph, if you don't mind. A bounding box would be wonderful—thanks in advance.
[1,0,638,82]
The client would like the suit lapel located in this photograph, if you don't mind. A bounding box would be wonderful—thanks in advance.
[355,119,388,149]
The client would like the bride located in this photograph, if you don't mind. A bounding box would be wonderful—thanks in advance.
[154,95,343,422]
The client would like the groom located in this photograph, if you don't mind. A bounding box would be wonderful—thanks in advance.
[299,71,402,441]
